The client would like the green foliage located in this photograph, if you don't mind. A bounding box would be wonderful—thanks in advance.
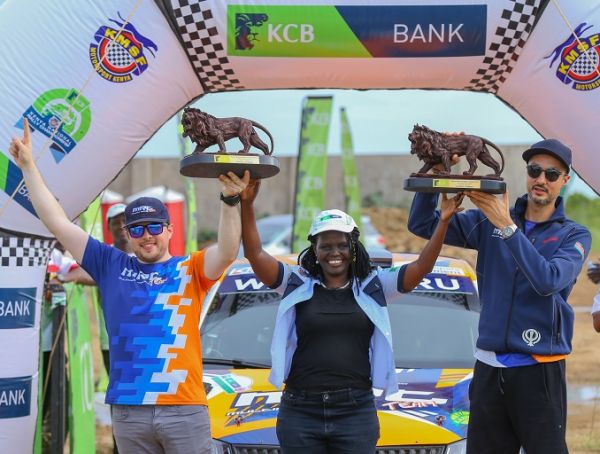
[565,194,600,252]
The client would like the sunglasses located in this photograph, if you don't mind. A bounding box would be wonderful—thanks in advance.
[526,164,564,183]
[127,223,166,238]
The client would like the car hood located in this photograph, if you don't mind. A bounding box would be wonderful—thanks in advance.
[204,367,472,446]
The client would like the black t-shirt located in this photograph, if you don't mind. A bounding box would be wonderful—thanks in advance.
[285,284,375,391]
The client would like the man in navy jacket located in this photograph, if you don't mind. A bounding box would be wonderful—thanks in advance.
[408,139,591,454]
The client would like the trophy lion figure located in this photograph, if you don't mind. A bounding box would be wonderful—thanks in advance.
[182,107,274,155]
[408,125,505,177]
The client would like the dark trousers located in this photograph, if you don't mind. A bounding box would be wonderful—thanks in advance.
[467,360,568,454]
[276,388,380,454]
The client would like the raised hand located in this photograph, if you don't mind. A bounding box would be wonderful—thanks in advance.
[8,118,33,168]
[218,170,250,197]
[440,192,465,221]
[240,178,261,204]
[467,190,513,228]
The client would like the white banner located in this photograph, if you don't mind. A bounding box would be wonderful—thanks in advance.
[1,1,599,449]
[497,3,600,193]
[0,236,52,453]
[168,0,516,90]
[0,0,202,451]
[164,0,600,193]
[0,0,203,237]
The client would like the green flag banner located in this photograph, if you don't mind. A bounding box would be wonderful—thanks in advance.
[66,283,96,454]
[79,197,103,239]
[340,107,362,233]
[34,351,43,454]
[80,197,109,390]
[292,96,333,253]
[177,111,198,254]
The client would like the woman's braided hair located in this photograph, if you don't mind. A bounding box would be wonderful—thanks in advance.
[298,228,372,288]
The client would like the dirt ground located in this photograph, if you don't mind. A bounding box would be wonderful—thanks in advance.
[91,207,600,453]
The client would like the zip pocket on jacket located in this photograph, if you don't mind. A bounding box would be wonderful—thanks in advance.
[552,297,561,354]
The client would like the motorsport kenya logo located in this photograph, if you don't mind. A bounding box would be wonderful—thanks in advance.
[546,22,600,91]
[90,14,158,83]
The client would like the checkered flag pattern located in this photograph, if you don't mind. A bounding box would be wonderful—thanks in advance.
[466,0,544,93]
[570,49,599,76]
[0,236,54,268]
[169,0,243,92]
[106,44,134,67]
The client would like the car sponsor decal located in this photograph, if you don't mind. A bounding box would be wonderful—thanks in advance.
[412,273,476,294]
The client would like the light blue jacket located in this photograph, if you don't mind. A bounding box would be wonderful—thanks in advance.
[269,263,406,397]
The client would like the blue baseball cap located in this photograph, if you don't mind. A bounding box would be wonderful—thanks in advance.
[124,197,170,227]
[522,139,572,173]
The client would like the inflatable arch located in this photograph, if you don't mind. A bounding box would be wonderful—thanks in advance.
[1,0,599,450]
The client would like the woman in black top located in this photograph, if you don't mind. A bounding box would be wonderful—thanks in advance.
[238,179,463,453]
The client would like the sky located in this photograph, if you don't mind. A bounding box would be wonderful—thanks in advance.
[139,89,598,198]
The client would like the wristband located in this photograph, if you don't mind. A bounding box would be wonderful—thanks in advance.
[220,192,240,206]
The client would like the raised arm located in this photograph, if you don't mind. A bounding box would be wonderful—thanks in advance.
[8,118,89,262]
[468,190,592,295]
[203,171,250,280]
[239,179,280,287]
[403,193,464,291]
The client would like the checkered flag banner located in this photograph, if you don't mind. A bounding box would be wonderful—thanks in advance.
[466,0,545,93]
[168,0,243,92]
[0,236,54,268]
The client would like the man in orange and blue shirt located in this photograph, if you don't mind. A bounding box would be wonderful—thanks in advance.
[9,118,249,454]
[408,139,591,454]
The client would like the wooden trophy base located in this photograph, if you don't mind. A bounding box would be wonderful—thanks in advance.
[180,153,280,179]
[404,174,506,194]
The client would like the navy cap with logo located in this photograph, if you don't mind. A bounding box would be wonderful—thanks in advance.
[124,197,170,227]
[522,139,572,173]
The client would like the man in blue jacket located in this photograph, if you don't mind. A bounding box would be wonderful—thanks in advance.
[408,139,591,454]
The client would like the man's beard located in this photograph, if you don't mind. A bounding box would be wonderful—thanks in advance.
[530,193,555,206]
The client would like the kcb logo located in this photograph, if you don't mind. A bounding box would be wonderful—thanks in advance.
[235,13,269,50]
[235,12,314,50]
[268,24,314,43]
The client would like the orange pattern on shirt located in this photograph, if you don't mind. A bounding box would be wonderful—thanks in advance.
[156,250,216,405]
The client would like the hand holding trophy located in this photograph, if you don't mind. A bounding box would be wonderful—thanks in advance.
[179,107,280,179]
[403,124,506,194]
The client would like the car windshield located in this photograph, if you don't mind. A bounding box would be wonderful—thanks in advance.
[201,289,479,369]
[256,215,291,244]
[257,223,288,244]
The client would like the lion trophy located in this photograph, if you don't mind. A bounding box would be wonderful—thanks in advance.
[404,124,506,194]
[179,108,279,179]
[181,107,274,155]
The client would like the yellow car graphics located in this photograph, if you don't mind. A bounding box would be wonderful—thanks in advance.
[201,254,479,452]
[204,368,472,447]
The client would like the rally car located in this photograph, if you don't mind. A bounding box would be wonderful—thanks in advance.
[200,250,479,454]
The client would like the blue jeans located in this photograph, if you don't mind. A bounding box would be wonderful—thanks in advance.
[276,388,380,454]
